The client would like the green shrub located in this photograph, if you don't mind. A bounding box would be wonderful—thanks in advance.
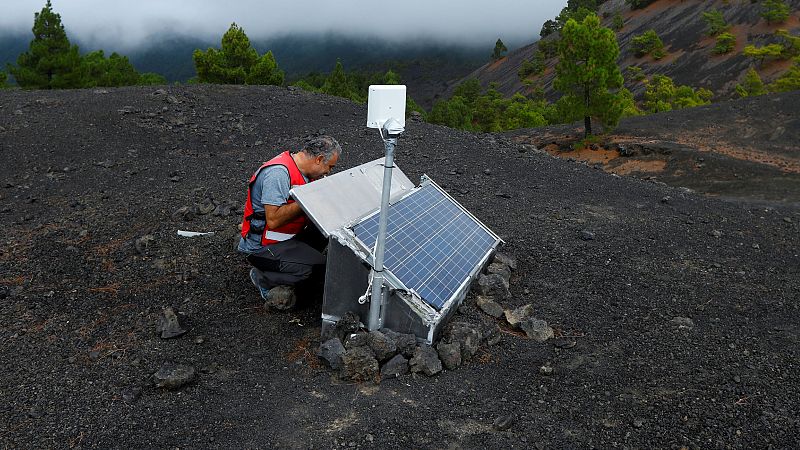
[714,32,736,54]
[735,68,767,97]
[518,51,546,80]
[538,39,559,58]
[643,74,712,112]
[0,71,7,88]
[625,65,646,82]
[612,12,625,31]
[761,0,790,23]
[743,43,786,63]
[702,9,730,36]
[776,29,800,58]
[769,57,800,92]
[631,29,666,59]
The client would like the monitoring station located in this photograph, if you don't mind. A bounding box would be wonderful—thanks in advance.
[291,85,503,343]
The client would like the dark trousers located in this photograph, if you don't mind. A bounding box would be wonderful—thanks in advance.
[246,226,327,290]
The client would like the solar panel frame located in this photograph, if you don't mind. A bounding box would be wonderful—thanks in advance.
[349,176,502,312]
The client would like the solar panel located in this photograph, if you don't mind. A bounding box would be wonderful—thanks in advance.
[352,182,498,310]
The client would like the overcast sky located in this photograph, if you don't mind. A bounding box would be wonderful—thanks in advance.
[1,0,566,48]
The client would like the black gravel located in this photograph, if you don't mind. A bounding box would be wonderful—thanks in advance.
[1,85,799,448]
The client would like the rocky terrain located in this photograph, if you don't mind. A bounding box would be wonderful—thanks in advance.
[1,84,799,448]
[450,0,800,101]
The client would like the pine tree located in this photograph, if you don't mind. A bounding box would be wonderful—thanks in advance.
[735,68,767,97]
[193,23,283,86]
[0,71,7,88]
[553,13,625,137]
[492,39,508,60]
[769,57,800,92]
[761,0,790,24]
[8,0,82,89]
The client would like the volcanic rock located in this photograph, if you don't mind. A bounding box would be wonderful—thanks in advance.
[476,296,504,318]
[341,346,379,381]
[504,304,535,329]
[345,332,371,350]
[264,285,296,310]
[368,330,397,362]
[520,318,554,342]
[155,307,189,339]
[134,234,155,255]
[323,312,361,342]
[380,354,410,379]
[381,329,417,358]
[409,345,442,376]
[486,262,511,284]
[436,341,462,370]
[475,273,511,299]
[153,362,196,390]
[171,205,197,221]
[444,322,482,361]
[317,338,346,370]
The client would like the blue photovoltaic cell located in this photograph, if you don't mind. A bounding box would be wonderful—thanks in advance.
[353,184,497,310]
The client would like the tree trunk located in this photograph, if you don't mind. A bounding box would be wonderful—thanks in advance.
[584,116,592,138]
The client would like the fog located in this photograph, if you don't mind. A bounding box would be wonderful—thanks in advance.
[1,0,565,49]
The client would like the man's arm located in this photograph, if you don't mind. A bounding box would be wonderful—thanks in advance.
[264,203,304,230]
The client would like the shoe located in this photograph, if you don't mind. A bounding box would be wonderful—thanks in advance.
[264,285,297,311]
[249,268,272,301]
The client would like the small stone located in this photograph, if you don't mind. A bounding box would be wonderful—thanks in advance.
[330,312,361,342]
[476,296,504,318]
[492,253,517,271]
[444,322,482,361]
[156,307,189,339]
[172,205,196,221]
[632,418,644,428]
[521,318,554,342]
[733,375,741,383]
[504,304,535,329]
[436,341,462,370]
[381,329,417,358]
[710,229,723,238]
[194,336,205,344]
[580,230,595,241]
[344,332,371,349]
[341,346,379,381]
[493,413,515,431]
[661,196,671,204]
[368,330,397,362]
[264,285,296,310]
[483,168,491,175]
[474,273,510,299]
[553,339,577,349]
[122,386,142,403]
[486,262,511,284]
[539,365,553,375]
[169,176,181,182]
[380,354,409,379]
[154,362,196,390]
[317,338,346,370]
[671,316,695,329]
[89,350,101,360]
[783,217,793,223]
[200,362,219,374]
[134,234,155,255]
[409,345,442,376]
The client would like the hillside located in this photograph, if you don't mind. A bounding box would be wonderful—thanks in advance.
[1,85,798,447]
[447,0,800,102]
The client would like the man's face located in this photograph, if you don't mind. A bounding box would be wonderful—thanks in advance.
[310,152,339,179]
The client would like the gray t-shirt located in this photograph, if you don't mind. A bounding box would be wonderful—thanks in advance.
[237,164,308,254]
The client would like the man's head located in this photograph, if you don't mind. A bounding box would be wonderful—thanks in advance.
[295,135,342,179]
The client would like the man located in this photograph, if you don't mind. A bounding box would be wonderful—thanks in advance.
[238,135,341,309]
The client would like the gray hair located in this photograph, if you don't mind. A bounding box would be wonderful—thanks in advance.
[300,135,342,162]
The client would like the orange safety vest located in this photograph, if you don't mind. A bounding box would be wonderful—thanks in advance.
[240,151,308,246]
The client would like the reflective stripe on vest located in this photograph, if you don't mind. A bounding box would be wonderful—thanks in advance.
[265,231,295,242]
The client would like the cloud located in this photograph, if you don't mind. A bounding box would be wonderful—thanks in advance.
[1,0,565,49]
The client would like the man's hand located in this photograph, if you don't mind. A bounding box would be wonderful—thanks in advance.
[264,203,304,230]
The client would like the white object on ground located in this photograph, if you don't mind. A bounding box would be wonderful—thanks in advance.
[177,230,215,237]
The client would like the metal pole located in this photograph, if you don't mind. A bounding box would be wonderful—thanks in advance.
[367,135,397,331]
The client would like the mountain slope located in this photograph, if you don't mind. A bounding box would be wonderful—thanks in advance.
[452,0,800,101]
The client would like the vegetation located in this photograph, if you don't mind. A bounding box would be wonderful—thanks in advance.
[625,65,646,82]
[714,32,737,54]
[769,57,800,92]
[427,79,550,132]
[554,14,628,137]
[193,23,284,85]
[491,39,508,60]
[776,29,800,58]
[292,61,424,117]
[702,9,730,36]
[0,71,8,88]
[743,43,786,64]
[540,0,603,37]
[518,51,546,80]
[631,29,666,59]
[538,39,559,58]
[761,0,791,24]
[612,12,625,31]
[643,74,712,113]
[735,68,767,97]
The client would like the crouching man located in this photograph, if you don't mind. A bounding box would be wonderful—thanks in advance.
[238,136,341,309]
